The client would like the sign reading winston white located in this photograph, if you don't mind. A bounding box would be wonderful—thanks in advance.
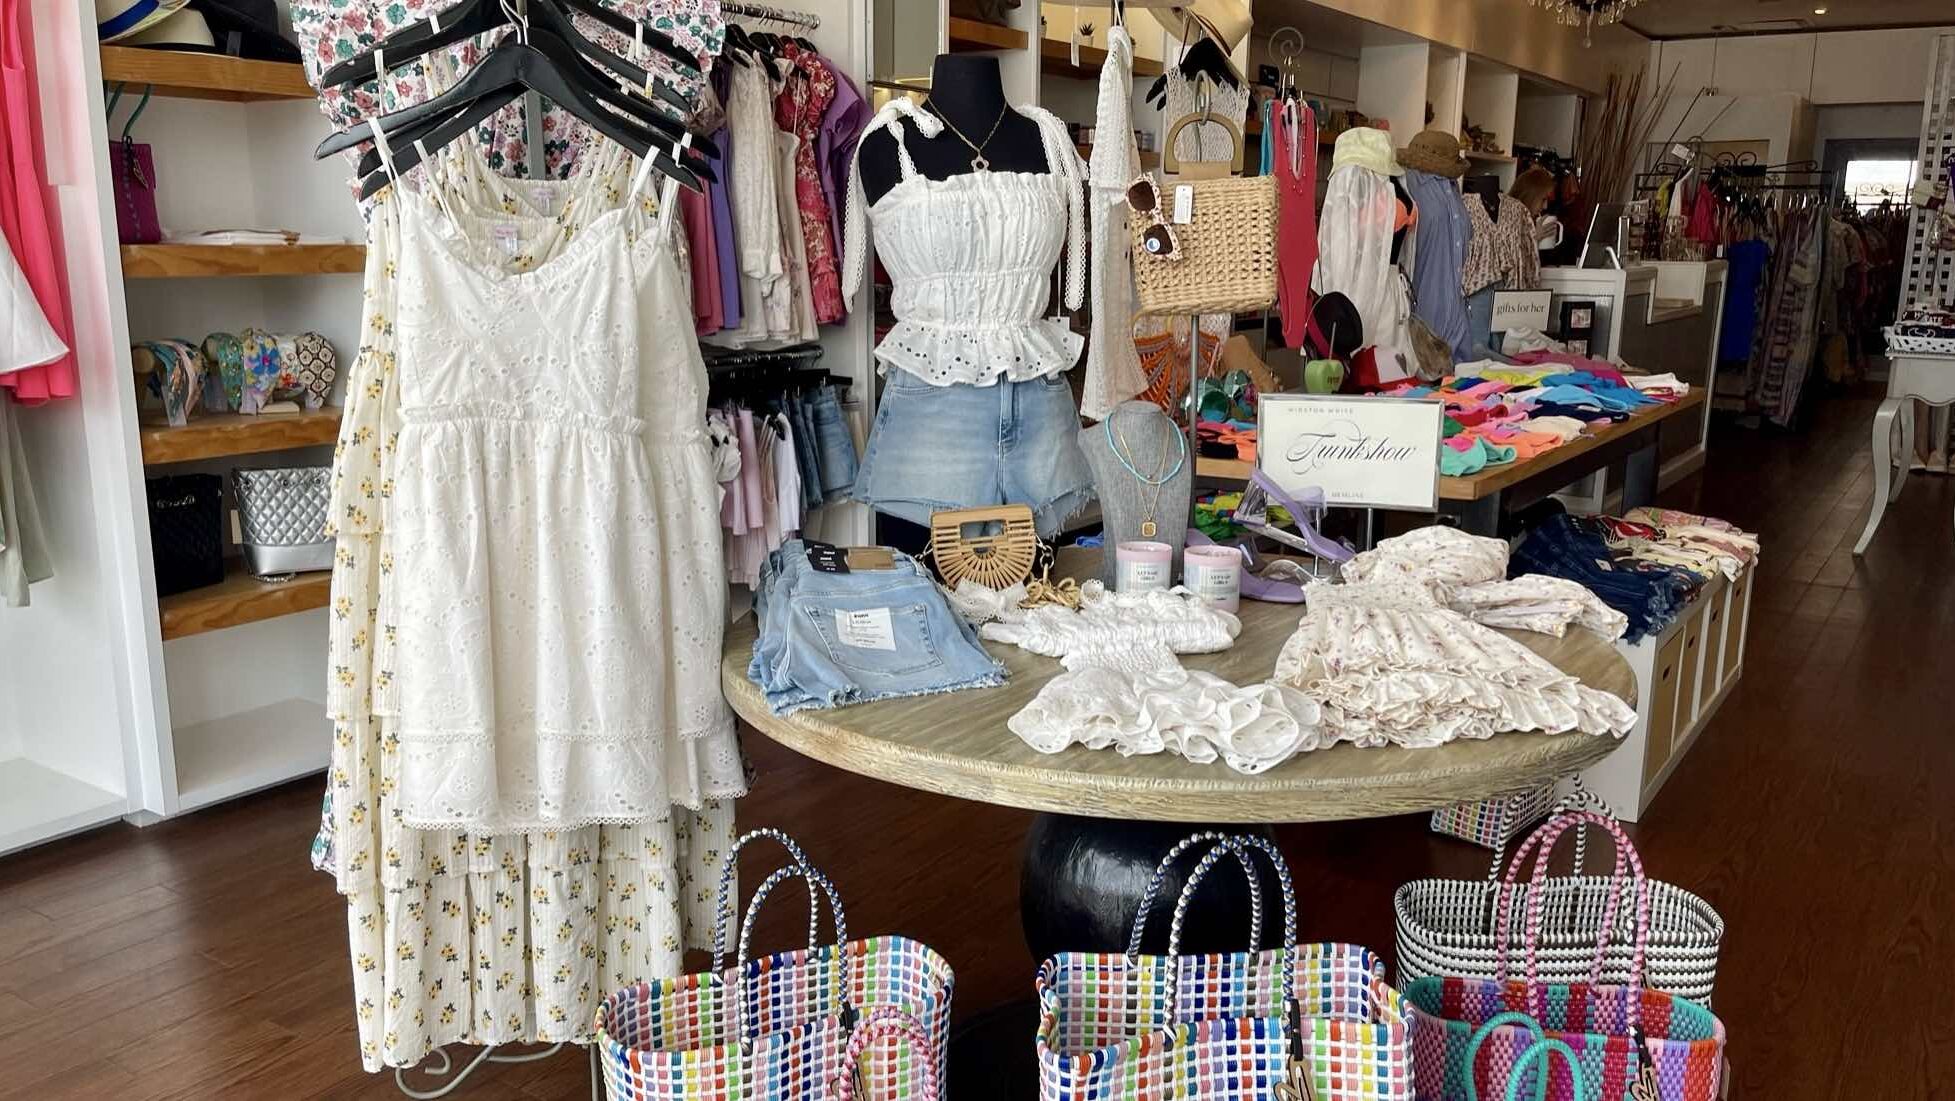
[1257,395,1444,511]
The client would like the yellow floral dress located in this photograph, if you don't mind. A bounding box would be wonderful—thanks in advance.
[318,149,740,1073]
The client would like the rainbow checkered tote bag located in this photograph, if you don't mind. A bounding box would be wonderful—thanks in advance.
[1036,832,1414,1101]
[594,829,954,1100]
[1406,813,1726,1101]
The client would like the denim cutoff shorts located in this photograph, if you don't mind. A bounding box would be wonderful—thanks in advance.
[748,540,1006,715]
[850,369,1095,537]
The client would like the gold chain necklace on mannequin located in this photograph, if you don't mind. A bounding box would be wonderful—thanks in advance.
[931,104,1010,172]
[1107,408,1186,539]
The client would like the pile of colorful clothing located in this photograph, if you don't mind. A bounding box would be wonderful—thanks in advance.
[1509,506,1758,642]
[1378,353,1691,476]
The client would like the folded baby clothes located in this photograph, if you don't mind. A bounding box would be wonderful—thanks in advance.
[1449,574,1629,640]
[1342,525,1509,598]
[1271,579,1637,748]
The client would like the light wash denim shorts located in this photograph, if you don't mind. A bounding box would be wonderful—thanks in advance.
[850,370,1095,537]
[748,540,1006,715]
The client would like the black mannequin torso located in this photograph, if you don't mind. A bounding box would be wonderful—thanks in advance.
[1390,175,1414,264]
[858,55,1051,205]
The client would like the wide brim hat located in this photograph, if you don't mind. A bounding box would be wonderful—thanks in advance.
[121,7,218,50]
[1310,292,1363,360]
[97,0,192,43]
[1399,128,1470,178]
[1145,1,1252,79]
[190,0,301,61]
[1332,127,1403,177]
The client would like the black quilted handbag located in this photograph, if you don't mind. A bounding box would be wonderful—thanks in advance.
[146,473,225,596]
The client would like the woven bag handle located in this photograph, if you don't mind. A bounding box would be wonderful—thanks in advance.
[1504,1039,1588,1101]
[731,864,853,1051]
[1161,835,1299,1027]
[1494,811,1633,992]
[1489,803,1632,987]
[1463,1012,1548,1101]
[1124,831,1268,959]
[826,1008,939,1101]
[1482,780,1612,904]
[1503,813,1652,1026]
[712,828,833,970]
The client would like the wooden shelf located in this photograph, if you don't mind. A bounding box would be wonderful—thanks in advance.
[947,16,1028,53]
[1466,150,1516,163]
[139,410,341,465]
[1041,38,1164,79]
[1196,456,1255,480]
[172,698,330,813]
[159,563,330,641]
[99,46,314,102]
[120,243,366,278]
[1077,144,1161,169]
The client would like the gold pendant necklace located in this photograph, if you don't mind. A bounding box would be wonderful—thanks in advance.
[932,104,1010,172]
[1112,409,1177,539]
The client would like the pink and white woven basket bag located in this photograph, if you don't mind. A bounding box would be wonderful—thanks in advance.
[1036,832,1415,1101]
[594,829,954,1100]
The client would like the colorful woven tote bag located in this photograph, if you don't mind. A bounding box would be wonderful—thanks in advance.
[1462,1019,1590,1101]
[1397,800,1724,1004]
[594,829,954,1100]
[1037,832,1414,1101]
[1406,812,1726,1101]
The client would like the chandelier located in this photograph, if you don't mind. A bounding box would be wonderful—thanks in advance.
[1532,0,1645,45]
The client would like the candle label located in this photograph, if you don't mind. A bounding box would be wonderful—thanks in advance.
[1120,560,1169,592]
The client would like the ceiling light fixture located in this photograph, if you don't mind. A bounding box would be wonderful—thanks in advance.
[1813,6,1828,12]
[1531,0,1646,46]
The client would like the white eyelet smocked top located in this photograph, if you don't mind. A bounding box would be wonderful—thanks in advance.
[841,98,1086,386]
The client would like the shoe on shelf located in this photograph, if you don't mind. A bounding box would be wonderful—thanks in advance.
[1931,450,1950,474]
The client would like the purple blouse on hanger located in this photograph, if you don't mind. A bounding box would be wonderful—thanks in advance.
[708,129,742,330]
[815,59,868,258]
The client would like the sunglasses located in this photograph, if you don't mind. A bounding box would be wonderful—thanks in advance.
[1126,176,1182,261]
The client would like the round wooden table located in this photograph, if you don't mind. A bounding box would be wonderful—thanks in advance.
[722,568,1635,1092]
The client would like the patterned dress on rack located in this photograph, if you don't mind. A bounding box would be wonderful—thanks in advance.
[774,42,844,325]
[315,147,740,1072]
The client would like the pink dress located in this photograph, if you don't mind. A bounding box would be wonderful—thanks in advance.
[1273,100,1318,351]
[0,0,77,403]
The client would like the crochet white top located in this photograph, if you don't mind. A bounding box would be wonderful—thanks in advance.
[841,97,1086,386]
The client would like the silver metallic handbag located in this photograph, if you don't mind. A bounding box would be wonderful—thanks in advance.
[230,466,332,578]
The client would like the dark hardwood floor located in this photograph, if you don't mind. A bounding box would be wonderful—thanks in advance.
[1,385,1946,1099]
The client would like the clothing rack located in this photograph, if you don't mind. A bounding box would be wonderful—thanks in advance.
[722,2,820,28]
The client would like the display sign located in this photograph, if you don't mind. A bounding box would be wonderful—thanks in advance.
[1257,395,1444,511]
[1491,290,1554,333]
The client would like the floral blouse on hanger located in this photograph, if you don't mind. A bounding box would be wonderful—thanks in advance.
[291,0,726,180]
[774,42,843,324]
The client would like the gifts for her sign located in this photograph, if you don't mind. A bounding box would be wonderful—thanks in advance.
[1257,395,1443,510]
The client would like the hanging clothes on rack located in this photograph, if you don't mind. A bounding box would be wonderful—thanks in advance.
[0,0,77,404]
[306,12,754,1070]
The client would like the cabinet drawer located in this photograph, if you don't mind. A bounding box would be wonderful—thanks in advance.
[1723,566,1753,681]
[1676,603,1706,737]
[1643,629,1685,787]
[1703,591,1726,699]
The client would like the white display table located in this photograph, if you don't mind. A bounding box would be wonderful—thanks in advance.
[1855,352,1955,555]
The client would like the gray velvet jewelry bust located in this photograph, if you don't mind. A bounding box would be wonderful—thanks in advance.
[1080,400,1193,587]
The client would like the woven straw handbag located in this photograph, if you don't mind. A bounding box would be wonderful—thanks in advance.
[1405,813,1728,1101]
[926,505,1041,590]
[1129,113,1277,317]
[1397,803,1724,1004]
[594,829,954,1101]
[1037,832,1414,1101]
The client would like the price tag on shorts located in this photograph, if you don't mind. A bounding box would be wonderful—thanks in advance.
[835,608,896,650]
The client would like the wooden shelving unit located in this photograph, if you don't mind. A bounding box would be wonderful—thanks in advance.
[120,243,366,278]
[947,16,1028,53]
[159,564,331,641]
[1041,38,1164,79]
[139,410,343,465]
[98,46,314,102]
[1466,150,1516,163]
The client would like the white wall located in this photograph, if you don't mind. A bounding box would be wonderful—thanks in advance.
[1650,27,1944,105]
[1811,103,1927,162]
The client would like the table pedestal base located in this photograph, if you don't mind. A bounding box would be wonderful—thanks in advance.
[953,813,1278,1093]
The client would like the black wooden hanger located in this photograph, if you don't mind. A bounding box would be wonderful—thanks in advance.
[320,29,705,199]
[320,0,697,91]
[1146,36,1239,108]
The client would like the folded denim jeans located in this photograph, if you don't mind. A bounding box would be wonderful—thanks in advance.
[749,540,1006,714]
[808,385,860,503]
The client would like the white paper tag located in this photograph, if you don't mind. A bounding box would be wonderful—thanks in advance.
[491,223,521,256]
[835,608,896,650]
[229,508,241,544]
[1172,184,1195,225]
[1669,143,1693,163]
[531,183,559,216]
